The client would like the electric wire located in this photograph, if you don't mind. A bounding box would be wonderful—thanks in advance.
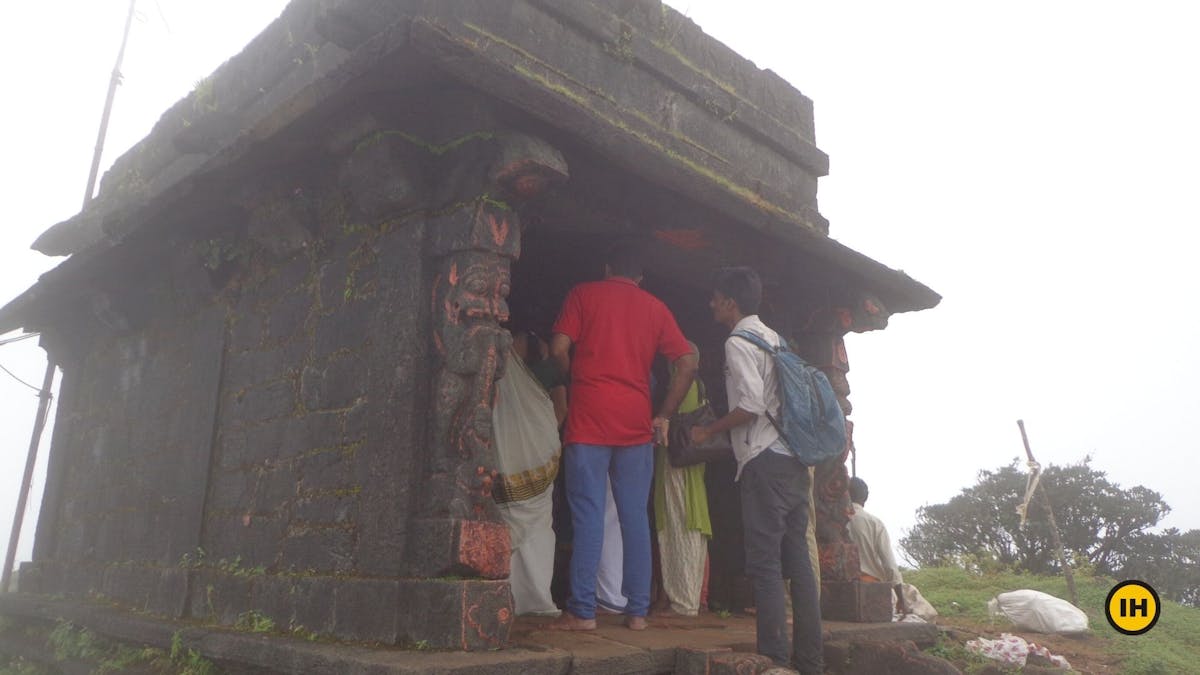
[0,332,39,347]
[0,363,47,396]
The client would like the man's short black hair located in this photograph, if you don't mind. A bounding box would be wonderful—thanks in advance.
[849,477,869,504]
[604,240,644,279]
[714,266,763,315]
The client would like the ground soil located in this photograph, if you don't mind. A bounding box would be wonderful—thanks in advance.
[931,616,1123,674]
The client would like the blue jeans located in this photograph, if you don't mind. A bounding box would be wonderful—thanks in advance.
[564,442,654,619]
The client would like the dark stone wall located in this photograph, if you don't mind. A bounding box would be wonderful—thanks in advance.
[39,303,223,568]
[26,194,432,634]
[25,87,566,648]
[23,268,226,617]
[202,216,428,579]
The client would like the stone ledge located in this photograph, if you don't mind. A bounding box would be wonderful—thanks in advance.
[824,639,961,675]
[18,561,515,650]
[0,594,569,675]
[825,619,940,647]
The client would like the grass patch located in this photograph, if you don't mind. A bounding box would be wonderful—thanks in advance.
[11,621,218,675]
[922,634,994,675]
[234,610,275,634]
[0,655,57,675]
[907,567,1200,674]
[169,632,218,675]
[47,622,107,662]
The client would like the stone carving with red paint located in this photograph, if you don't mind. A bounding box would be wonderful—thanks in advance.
[418,129,568,578]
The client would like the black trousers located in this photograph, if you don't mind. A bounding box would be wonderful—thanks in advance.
[740,450,823,673]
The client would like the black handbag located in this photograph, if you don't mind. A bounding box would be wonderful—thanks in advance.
[666,379,734,468]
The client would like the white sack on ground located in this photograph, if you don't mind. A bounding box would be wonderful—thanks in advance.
[900,582,938,621]
[987,589,1088,634]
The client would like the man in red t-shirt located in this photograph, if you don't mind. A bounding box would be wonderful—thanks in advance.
[547,242,698,631]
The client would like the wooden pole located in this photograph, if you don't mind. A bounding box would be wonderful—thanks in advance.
[1017,419,1078,606]
[2,360,56,593]
[82,0,138,208]
[3,0,137,593]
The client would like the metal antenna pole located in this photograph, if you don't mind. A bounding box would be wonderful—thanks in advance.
[1017,419,1078,606]
[3,0,137,592]
[82,0,138,208]
[1,360,56,593]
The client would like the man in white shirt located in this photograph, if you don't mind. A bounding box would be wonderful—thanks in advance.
[848,477,909,615]
[691,267,823,675]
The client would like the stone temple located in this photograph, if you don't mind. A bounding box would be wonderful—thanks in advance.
[0,0,937,655]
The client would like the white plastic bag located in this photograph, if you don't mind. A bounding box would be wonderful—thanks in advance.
[900,583,939,621]
[492,350,561,502]
[987,589,1088,634]
[966,633,1028,667]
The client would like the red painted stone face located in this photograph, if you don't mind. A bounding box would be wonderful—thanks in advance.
[851,294,889,332]
[447,260,511,326]
[493,157,567,203]
[512,174,545,199]
[836,308,853,331]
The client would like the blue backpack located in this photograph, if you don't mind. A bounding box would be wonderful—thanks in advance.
[731,330,847,466]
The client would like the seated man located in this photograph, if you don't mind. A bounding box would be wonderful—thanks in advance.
[847,477,909,616]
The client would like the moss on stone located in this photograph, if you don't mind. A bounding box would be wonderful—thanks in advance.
[352,129,496,156]
[191,76,218,114]
[464,22,617,104]
[508,59,808,228]
[480,194,512,212]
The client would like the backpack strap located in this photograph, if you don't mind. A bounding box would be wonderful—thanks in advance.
[729,330,787,436]
[730,329,776,354]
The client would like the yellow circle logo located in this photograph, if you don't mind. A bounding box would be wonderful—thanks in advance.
[1105,580,1160,635]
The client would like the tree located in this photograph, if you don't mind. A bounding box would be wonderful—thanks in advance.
[1122,528,1200,607]
[902,458,1200,605]
[901,458,1170,577]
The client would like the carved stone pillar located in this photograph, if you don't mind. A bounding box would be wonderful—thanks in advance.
[416,132,565,648]
[337,91,568,649]
[408,129,568,578]
[334,89,567,648]
[796,293,892,622]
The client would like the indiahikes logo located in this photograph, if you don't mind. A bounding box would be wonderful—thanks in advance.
[1104,580,1161,635]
